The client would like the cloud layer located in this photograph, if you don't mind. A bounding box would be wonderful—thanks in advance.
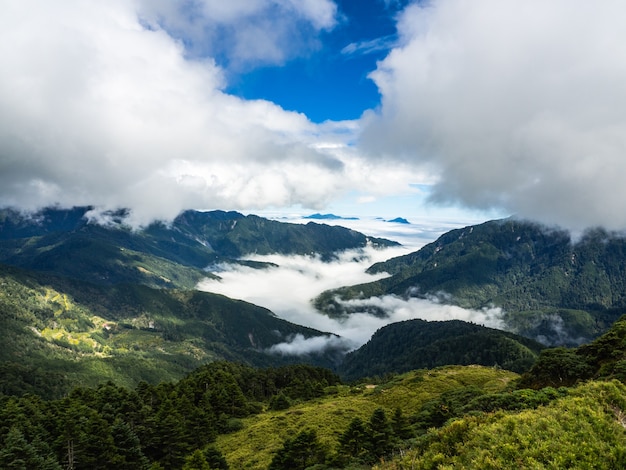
[197,237,505,355]
[137,0,338,69]
[3,1,626,231]
[0,0,424,227]
[361,0,626,230]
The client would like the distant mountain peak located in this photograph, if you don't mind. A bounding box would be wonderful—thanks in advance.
[304,213,359,220]
[386,217,410,224]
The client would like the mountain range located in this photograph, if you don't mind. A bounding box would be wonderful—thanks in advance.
[3,208,626,397]
[0,206,397,289]
[315,217,626,346]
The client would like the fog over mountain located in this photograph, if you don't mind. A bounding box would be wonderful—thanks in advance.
[197,218,506,354]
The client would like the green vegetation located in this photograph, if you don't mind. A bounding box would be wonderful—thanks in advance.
[0,207,398,289]
[375,380,626,469]
[2,336,626,469]
[339,319,545,380]
[216,366,518,469]
[0,264,343,398]
[4,209,626,468]
[0,362,341,469]
[316,218,626,345]
[519,313,626,388]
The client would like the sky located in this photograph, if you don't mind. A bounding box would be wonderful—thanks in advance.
[2,0,626,230]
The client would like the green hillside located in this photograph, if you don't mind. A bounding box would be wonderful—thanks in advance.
[339,319,545,380]
[0,264,343,398]
[0,207,398,289]
[375,379,626,469]
[316,218,626,345]
[3,341,626,469]
[217,365,518,469]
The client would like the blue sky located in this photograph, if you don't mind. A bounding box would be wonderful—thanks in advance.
[226,0,407,123]
[1,1,625,230]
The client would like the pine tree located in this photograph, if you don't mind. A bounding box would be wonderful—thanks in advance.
[391,408,414,440]
[0,426,61,470]
[110,418,150,470]
[366,408,393,462]
[338,417,368,458]
[181,449,211,470]
[203,444,229,469]
[268,429,326,470]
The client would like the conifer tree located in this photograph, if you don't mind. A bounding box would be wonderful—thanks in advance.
[182,449,211,470]
[391,408,414,440]
[338,416,367,459]
[366,408,394,462]
[0,426,61,470]
[268,429,326,470]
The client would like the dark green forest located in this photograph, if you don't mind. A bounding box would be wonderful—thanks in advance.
[3,318,626,470]
[0,362,340,469]
[339,319,545,381]
[0,207,397,289]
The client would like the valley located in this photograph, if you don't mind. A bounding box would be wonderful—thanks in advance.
[2,207,626,468]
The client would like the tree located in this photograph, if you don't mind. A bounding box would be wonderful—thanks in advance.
[519,347,594,388]
[269,392,291,411]
[391,408,414,440]
[0,426,61,470]
[182,450,211,470]
[366,408,393,462]
[110,419,149,470]
[268,429,326,470]
[203,444,229,469]
[338,417,367,459]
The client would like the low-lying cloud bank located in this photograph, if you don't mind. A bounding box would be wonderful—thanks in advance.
[197,241,505,356]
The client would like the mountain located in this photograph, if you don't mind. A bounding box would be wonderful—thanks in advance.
[315,218,626,345]
[518,313,626,389]
[386,217,410,224]
[304,213,359,220]
[0,207,398,289]
[339,319,545,380]
[0,263,345,399]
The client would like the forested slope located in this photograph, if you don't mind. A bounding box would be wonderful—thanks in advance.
[339,319,545,380]
[0,264,343,398]
[0,207,398,289]
[316,218,626,345]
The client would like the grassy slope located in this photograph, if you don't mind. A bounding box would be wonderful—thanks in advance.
[216,366,517,469]
[376,380,626,469]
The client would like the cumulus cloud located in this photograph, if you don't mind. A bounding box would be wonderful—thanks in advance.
[137,0,338,69]
[0,0,427,227]
[361,0,626,231]
[197,223,506,355]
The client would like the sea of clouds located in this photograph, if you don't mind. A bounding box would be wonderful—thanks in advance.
[197,216,505,356]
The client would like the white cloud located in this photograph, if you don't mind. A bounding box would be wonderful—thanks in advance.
[267,333,351,356]
[361,0,626,231]
[197,221,507,355]
[0,0,428,227]
[137,0,338,69]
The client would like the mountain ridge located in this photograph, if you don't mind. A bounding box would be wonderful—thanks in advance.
[315,217,626,345]
[0,206,399,289]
